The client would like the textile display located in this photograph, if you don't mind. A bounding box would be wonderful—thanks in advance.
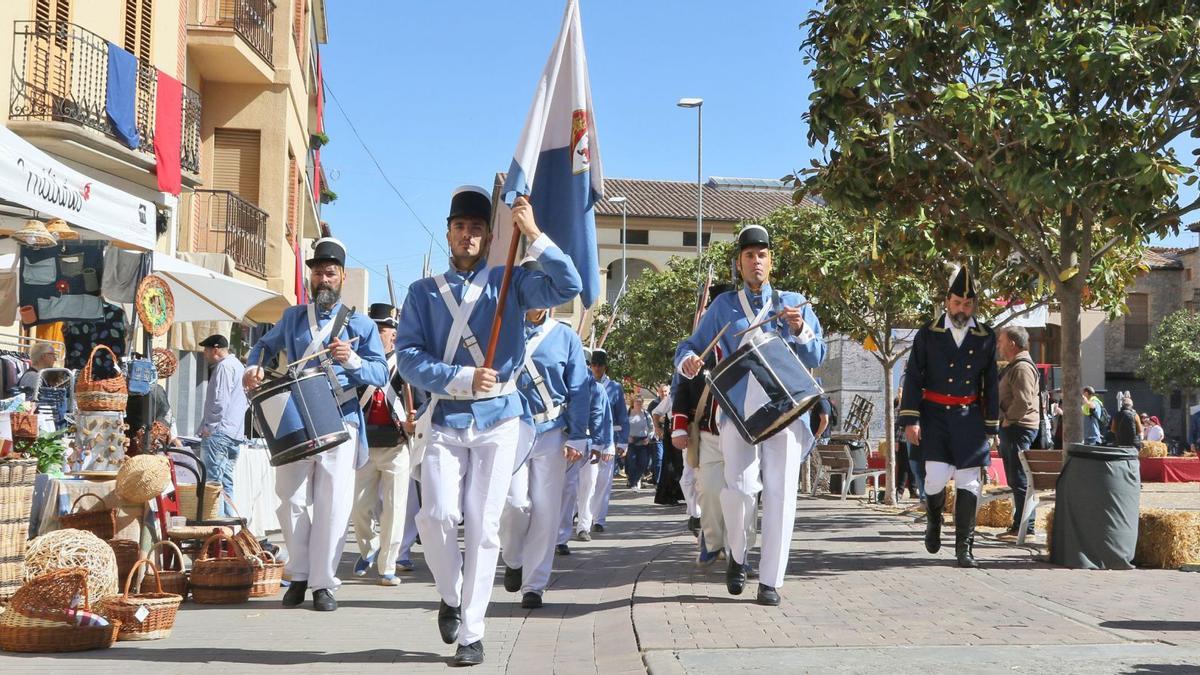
[64,302,126,378]
[100,246,149,304]
[18,241,106,326]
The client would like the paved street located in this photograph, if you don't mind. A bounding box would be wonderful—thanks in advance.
[4,489,1199,673]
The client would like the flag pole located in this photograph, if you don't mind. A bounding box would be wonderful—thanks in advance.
[483,196,527,368]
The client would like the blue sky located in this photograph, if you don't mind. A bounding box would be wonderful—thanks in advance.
[318,1,1198,306]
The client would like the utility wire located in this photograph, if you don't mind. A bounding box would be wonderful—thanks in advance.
[323,79,448,257]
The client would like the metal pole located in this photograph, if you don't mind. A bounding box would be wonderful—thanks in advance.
[696,104,703,257]
[621,201,628,289]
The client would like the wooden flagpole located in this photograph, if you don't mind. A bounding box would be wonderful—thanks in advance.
[483,196,528,368]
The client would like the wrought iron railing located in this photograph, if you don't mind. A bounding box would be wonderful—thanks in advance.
[9,20,202,174]
[192,0,276,65]
[195,189,269,278]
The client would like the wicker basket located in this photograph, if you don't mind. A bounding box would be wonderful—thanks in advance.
[0,568,121,653]
[59,493,117,541]
[249,550,284,598]
[107,539,141,589]
[190,532,253,605]
[0,457,38,488]
[75,345,128,413]
[148,540,188,600]
[151,348,178,380]
[10,412,38,440]
[176,482,222,522]
[0,484,35,603]
[115,454,171,504]
[95,559,181,641]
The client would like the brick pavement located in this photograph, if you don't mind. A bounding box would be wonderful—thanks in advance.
[2,489,1198,673]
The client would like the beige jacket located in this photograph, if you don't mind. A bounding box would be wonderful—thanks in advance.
[999,350,1039,429]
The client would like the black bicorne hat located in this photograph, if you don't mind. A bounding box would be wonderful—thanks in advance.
[948,264,978,299]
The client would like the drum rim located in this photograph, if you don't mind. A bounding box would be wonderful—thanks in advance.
[268,430,352,467]
[248,366,339,400]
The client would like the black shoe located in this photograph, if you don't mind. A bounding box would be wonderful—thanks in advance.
[955,489,980,568]
[313,588,337,612]
[504,565,522,593]
[925,489,946,554]
[725,556,746,596]
[452,640,484,667]
[687,516,701,535]
[756,584,781,606]
[592,523,605,533]
[438,600,462,645]
[281,579,308,608]
[521,591,543,609]
[555,544,570,556]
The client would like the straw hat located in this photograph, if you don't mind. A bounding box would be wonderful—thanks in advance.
[45,217,80,241]
[11,219,57,249]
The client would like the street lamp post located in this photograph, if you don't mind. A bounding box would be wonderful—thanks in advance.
[677,97,704,258]
[609,196,628,293]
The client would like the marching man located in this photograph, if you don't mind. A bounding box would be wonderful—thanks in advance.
[676,225,826,607]
[898,265,999,568]
[499,265,594,608]
[575,349,627,539]
[395,186,581,666]
[556,363,610,555]
[244,238,389,612]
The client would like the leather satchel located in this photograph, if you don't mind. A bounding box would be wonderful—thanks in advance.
[686,384,713,469]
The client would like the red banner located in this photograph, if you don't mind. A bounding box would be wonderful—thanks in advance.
[153,69,182,196]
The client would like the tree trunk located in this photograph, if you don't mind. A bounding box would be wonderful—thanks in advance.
[1058,285,1084,448]
[881,358,896,505]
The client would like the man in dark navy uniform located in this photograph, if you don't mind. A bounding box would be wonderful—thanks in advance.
[898,265,999,568]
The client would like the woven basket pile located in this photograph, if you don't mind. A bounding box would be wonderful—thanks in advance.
[235,529,283,598]
[190,532,253,605]
[0,457,37,603]
[96,559,181,641]
[0,568,120,652]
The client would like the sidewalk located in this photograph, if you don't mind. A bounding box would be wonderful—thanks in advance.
[3,491,1198,673]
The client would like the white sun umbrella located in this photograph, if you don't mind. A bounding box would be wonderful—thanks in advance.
[151,252,289,324]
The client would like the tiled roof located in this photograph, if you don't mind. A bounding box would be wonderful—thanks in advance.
[594,177,816,221]
[1143,246,1195,269]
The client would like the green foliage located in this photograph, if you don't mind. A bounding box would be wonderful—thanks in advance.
[15,429,68,476]
[1137,309,1200,396]
[320,186,338,205]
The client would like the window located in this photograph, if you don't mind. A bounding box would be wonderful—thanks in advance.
[1125,293,1149,348]
[122,0,152,62]
[682,231,712,247]
[619,229,648,245]
[213,129,261,203]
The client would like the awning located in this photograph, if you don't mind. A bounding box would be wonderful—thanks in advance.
[152,252,288,324]
[0,125,156,250]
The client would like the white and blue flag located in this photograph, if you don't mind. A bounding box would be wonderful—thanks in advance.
[493,0,604,307]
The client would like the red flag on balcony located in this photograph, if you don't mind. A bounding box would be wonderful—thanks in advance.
[153,69,182,196]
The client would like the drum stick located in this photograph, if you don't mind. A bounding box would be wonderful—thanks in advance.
[696,323,731,363]
[403,383,415,423]
[292,336,361,368]
[733,301,813,339]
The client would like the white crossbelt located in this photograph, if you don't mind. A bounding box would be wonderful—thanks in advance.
[432,270,517,401]
[358,353,401,417]
[522,321,563,425]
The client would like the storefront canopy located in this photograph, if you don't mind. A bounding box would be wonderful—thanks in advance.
[0,125,155,250]
[152,253,288,324]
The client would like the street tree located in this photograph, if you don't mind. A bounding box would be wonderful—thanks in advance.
[1137,309,1200,438]
[798,0,1199,445]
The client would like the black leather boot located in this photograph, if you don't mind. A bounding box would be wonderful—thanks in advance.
[924,489,946,554]
[725,555,746,596]
[955,489,979,568]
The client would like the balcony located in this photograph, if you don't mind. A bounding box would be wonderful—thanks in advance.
[188,0,276,84]
[8,21,201,186]
[195,190,269,278]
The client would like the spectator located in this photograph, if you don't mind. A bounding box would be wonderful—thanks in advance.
[997,326,1040,540]
[809,394,832,441]
[1143,415,1165,443]
[17,342,58,396]
[1111,393,1142,449]
[625,396,655,490]
[197,334,248,517]
[1081,387,1105,445]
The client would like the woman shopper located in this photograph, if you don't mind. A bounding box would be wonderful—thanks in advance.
[626,396,656,490]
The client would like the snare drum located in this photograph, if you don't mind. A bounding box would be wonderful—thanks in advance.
[249,367,351,467]
[706,330,823,445]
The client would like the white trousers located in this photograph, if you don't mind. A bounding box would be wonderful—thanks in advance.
[924,461,981,497]
[398,477,420,560]
[416,418,518,646]
[351,442,411,575]
[681,462,700,518]
[720,417,809,589]
[557,457,584,545]
[576,449,613,533]
[698,431,755,553]
[498,428,569,594]
[274,423,358,591]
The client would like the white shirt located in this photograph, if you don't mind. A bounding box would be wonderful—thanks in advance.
[944,314,976,348]
[1145,425,1165,442]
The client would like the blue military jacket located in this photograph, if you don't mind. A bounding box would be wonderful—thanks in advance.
[898,314,1000,431]
[516,318,591,452]
[597,375,629,448]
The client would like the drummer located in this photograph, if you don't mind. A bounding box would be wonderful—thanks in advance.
[394,186,581,667]
[675,224,826,608]
[243,237,389,613]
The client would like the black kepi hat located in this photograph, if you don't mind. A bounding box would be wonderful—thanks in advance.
[948,263,978,299]
[368,303,398,328]
[448,185,492,223]
[737,224,770,250]
[306,237,347,268]
[590,348,608,367]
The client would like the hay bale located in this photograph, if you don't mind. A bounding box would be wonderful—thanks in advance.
[1043,507,1055,555]
[1135,509,1200,570]
[23,528,119,600]
[1139,441,1168,459]
[978,495,1015,528]
[877,440,890,460]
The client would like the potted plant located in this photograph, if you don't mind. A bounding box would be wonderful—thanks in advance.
[15,429,69,478]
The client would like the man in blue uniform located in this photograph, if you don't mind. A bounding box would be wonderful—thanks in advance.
[498,261,592,609]
[395,187,581,666]
[555,364,609,555]
[244,237,389,612]
[898,265,999,568]
[576,349,627,538]
[676,225,826,607]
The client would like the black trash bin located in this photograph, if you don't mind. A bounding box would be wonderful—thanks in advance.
[1050,443,1140,570]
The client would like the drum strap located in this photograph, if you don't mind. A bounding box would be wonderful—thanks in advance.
[737,289,775,349]
[306,303,356,405]
[522,321,563,425]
